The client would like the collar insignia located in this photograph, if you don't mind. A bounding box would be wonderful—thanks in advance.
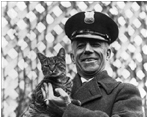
[84,11,95,24]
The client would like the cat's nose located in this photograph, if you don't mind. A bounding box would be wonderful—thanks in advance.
[50,65,54,70]
[52,70,56,73]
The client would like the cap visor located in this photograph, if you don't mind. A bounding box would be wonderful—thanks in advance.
[74,34,108,42]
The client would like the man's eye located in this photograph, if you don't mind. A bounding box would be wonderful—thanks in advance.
[77,43,85,48]
[91,43,101,47]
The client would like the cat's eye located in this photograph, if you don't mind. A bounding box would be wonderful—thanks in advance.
[44,65,49,68]
[57,63,61,66]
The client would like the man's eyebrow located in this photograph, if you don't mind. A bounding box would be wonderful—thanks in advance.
[76,40,86,44]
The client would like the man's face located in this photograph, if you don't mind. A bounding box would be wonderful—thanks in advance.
[71,38,110,77]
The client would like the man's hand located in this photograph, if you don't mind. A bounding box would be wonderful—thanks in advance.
[41,83,71,107]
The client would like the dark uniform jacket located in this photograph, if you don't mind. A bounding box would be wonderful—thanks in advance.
[63,71,143,117]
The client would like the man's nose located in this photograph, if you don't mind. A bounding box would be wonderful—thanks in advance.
[84,43,93,53]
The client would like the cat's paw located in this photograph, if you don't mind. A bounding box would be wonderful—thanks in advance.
[71,99,81,106]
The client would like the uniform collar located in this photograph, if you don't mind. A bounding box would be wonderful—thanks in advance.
[95,71,121,94]
[73,71,121,95]
[81,77,93,83]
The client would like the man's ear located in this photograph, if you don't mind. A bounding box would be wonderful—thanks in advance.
[106,49,111,60]
[70,53,75,64]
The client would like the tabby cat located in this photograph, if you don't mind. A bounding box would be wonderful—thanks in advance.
[22,48,80,117]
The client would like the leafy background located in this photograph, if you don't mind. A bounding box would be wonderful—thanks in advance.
[1,1,147,117]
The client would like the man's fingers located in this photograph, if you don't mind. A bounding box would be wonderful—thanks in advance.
[48,83,54,98]
[42,83,54,98]
[42,83,54,105]
[41,83,70,106]
[41,87,46,99]
[43,83,48,92]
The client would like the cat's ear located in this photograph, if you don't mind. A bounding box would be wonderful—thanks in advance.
[58,48,65,58]
[37,53,46,63]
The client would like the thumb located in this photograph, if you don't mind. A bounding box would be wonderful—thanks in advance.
[55,88,68,98]
[55,88,71,106]
[55,88,71,102]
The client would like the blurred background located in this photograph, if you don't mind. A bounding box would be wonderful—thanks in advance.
[1,1,147,117]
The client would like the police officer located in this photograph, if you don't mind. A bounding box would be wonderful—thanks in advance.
[40,11,143,117]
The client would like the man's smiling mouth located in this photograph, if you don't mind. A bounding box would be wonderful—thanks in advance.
[81,58,97,63]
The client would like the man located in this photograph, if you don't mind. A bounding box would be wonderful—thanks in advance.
[34,11,144,117]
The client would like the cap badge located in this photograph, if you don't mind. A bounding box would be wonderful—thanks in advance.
[84,11,95,24]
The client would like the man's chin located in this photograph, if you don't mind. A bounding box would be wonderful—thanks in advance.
[83,69,97,74]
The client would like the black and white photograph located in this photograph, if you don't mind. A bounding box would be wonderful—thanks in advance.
[1,1,147,117]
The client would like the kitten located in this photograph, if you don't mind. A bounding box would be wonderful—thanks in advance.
[36,48,72,96]
[22,48,80,117]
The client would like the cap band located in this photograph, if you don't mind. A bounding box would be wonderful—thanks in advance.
[71,30,111,43]
[75,34,108,41]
